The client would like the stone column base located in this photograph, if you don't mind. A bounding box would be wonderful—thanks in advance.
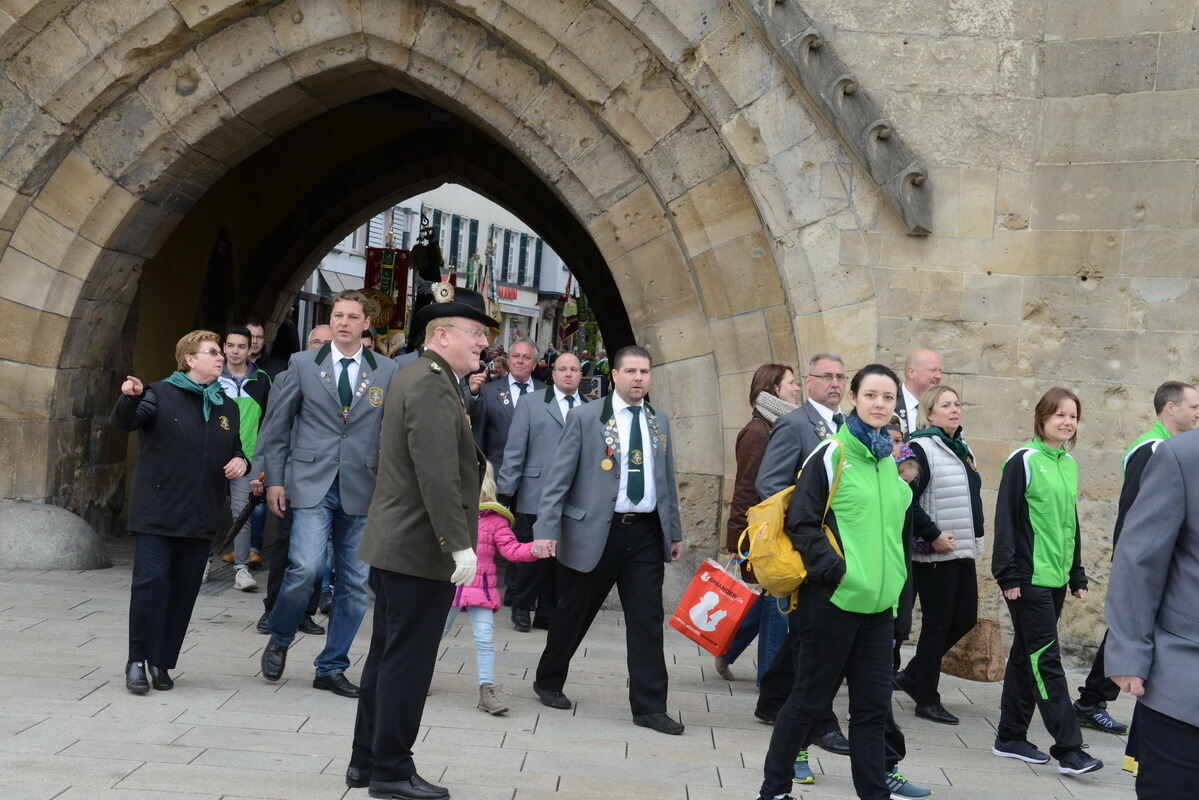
[0,500,111,570]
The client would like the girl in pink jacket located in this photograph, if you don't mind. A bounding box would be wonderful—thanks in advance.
[443,463,541,714]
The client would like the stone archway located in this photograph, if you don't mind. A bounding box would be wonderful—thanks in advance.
[0,0,912,558]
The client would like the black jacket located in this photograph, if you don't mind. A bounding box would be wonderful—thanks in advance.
[112,382,244,539]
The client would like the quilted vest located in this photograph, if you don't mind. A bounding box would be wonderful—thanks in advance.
[910,436,979,563]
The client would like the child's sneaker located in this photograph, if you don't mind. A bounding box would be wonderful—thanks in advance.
[884,771,932,799]
[792,750,814,784]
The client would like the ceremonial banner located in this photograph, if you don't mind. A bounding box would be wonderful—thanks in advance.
[364,247,410,331]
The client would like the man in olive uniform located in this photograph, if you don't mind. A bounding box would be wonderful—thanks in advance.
[347,286,496,800]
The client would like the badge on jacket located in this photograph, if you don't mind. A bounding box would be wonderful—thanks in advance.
[368,386,384,407]
[218,415,231,431]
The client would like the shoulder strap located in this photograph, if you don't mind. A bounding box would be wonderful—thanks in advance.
[820,442,846,557]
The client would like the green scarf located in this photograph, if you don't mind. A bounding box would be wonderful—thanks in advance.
[163,370,225,421]
[908,424,973,466]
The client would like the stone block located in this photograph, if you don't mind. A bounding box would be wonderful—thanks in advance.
[267,0,361,54]
[795,302,877,372]
[1156,30,1199,91]
[79,91,172,181]
[1017,325,1185,387]
[194,15,282,93]
[708,311,773,376]
[667,167,759,257]
[414,4,491,74]
[519,83,603,167]
[718,112,767,169]
[542,43,611,107]
[875,267,965,322]
[1042,90,1199,163]
[995,39,1041,98]
[0,500,109,569]
[567,137,642,206]
[136,50,221,126]
[78,181,139,249]
[587,182,669,260]
[676,472,722,553]
[168,0,273,34]
[232,74,325,136]
[797,0,947,37]
[0,76,38,162]
[763,304,799,367]
[1031,161,1194,230]
[559,3,644,92]
[787,219,875,313]
[1129,277,1199,332]
[690,231,782,319]
[1041,35,1157,97]
[653,354,720,420]
[640,113,732,203]
[506,121,568,186]
[489,3,558,61]
[0,246,81,318]
[0,418,53,499]
[1121,229,1199,278]
[0,109,67,192]
[283,33,370,83]
[1022,275,1131,329]
[693,14,780,111]
[880,229,1122,278]
[747,143,828,236]
[962,272,1021,324]
[610,232,702,329]
[838,230,880,267]
[463,41,544,116]
[946,0,1044,39]
[599,62,693,158]
[0,297,69,367]
[0,356,56,418]
[876,317,1013,377]
[361,0,424,47]
[926,166,961,237]
[452,78,519,138]
[959,168,996,239]
[9,205,73,270]
[834,32,999,95]
[4,17,90,107]
[1044,0,1191,39]
[634,311,713,364]
[667,415,724,477]
[739,82,816,161]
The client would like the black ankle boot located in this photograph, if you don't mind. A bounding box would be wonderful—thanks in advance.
[126,660,149,694]
[148,665,174,691]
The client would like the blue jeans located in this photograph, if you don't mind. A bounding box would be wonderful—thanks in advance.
[442,606,495,684]
[268,479,369,676]
[322,539,335,595]
[723,591,789,685]
[249,502,265,553]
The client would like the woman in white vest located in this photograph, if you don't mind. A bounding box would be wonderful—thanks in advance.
[892,385,982,726]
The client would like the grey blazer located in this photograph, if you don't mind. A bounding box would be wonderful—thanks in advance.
[257,343,397,516]
[754,400,838,499]
[497,386,585,515]
[533,394,683,573]
[470,375,544,469]
[1106,428,1199,728]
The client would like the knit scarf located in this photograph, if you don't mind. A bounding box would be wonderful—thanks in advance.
[753,392,799,425]
[908,425,973,466]
[845,410,896,460]
[163,371,225,421]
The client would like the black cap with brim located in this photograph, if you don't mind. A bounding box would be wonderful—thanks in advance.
[411,285,500,333]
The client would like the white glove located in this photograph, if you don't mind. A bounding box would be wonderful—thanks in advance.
[450,548,477,586]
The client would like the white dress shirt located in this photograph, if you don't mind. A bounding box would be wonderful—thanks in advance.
[508,373,534,407]
[331,345,364,401]
[612,392,657,513]
[901,384,921,433]
[809,399,840,432]
[553,385,580,420]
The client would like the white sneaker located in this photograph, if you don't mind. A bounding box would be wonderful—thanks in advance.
[233,566,258,592]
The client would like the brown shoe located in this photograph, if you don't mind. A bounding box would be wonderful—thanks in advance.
[477,683,508,715]
[248,551,263,569]
[714,656,734,681]
[220,551,234,564]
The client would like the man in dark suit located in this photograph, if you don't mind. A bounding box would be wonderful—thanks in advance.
[469,337,543,469]
[347,286,494,800]
[895,348,942,436]
[752,353,850,754]
[1107,427,1199,798]
[497,352,585,631]
[531,346,686,735]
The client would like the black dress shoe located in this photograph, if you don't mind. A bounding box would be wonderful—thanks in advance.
[533,681,571,709]
[511,607,531,632]
[531,615,551,630]
[915,702,959,725]
[125,660,149,694]
[313,671,359,697]
[319,591,333,616]
[256,611,270,634]
[814,729,851,756]
[261,640,288,681]
[368,773,449,799]
[633,712,685,735]
[753,707,776,725]
[298,616,326,635]
[346,764,371,788]
[148,665,174,691]
[892,669,920,703]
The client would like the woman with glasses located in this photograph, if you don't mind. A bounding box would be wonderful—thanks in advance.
[111,330,248,694]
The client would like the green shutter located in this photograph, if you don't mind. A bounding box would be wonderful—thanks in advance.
[534,238,543,286]
[502,230,511,282]
[517,234,529,284]
[449,214,461,267]
[468,218,479,259]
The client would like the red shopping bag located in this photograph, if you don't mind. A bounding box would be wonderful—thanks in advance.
[668,558,758,656]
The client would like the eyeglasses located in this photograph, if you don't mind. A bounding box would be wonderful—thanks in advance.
[445,324,490,341]
[808,372,847,383]
[193,348,223,358]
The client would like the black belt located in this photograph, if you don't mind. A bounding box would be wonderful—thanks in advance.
[614,512,656,525]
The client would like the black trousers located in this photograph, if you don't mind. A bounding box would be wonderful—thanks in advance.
[509,512,557,619]
[128,533,209,668]
[1078,630,1120,708]
[351,568,454,782]
[1136,703,1199,799]
[760,583,896,800]
[262,508,320,617]
[535,514,668,716]
[904,559,978,705]
[756,605,843,741]
[892,562,915,673]
[998,585,1082,757]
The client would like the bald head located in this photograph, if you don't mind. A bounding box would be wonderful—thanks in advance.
[307,325,333,350]
[904,348,942,396]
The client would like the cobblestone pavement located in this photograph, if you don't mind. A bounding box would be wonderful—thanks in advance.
[0,540,1135,799]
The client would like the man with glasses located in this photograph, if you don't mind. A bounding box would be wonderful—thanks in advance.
[498,352,586,632]
[257,292,398,697]
[470,337,544,471]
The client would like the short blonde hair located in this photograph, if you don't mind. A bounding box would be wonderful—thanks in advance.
[424,316,455,342]
[918,385,960,430]
[175,330,220,371]
[479,462,498,504]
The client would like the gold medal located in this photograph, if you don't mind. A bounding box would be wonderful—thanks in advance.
[601,458,614,471]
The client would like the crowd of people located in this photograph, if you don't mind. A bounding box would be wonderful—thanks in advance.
[112,293,1192,800]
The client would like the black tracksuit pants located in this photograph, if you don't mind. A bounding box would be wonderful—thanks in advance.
[1136,703,1199,799]
[998,585,1083,757]
[756,605,843,740]
[760,583,896,800]
[904,559,978,705]
[509,512,557,620]
[351,568,454,782]
[535,514,668,716]
[128,533,210,668]
[1077,629,1120,708]
[262,508,321,617]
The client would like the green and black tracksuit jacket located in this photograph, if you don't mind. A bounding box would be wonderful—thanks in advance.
[1112,420,1171,550]
[217,365,272,463]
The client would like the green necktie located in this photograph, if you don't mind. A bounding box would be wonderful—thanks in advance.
[832,412,845,430]
[627,405,644,503]
[517,382,529,396]
[338,357,354,410]
[566,395,575,409]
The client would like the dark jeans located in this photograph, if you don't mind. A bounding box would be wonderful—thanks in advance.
[1078,630,1120,708]
[904,559,978,705]
[351,569,454,783]
[128,534,209,669]
[755,608,843,742]
[999,585,1082,758]
[1136,703,1199,799]
[760,583,896,800]
[262,508,321,617]
[893,562,915,673]
[723,592,789,685]
[509,512,557,619]
[535,514,668,716]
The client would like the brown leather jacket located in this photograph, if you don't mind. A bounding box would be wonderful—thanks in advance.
[727,412,772,576]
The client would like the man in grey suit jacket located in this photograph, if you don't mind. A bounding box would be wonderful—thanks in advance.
[469,338,543,469]
[530,346,685,735]
[257,291,398,696]
[1106,427,1199,797]
[498,352,585,631]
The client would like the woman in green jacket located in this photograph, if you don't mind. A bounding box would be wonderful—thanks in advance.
[991,387,1101,776]
[757,364,929,800]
